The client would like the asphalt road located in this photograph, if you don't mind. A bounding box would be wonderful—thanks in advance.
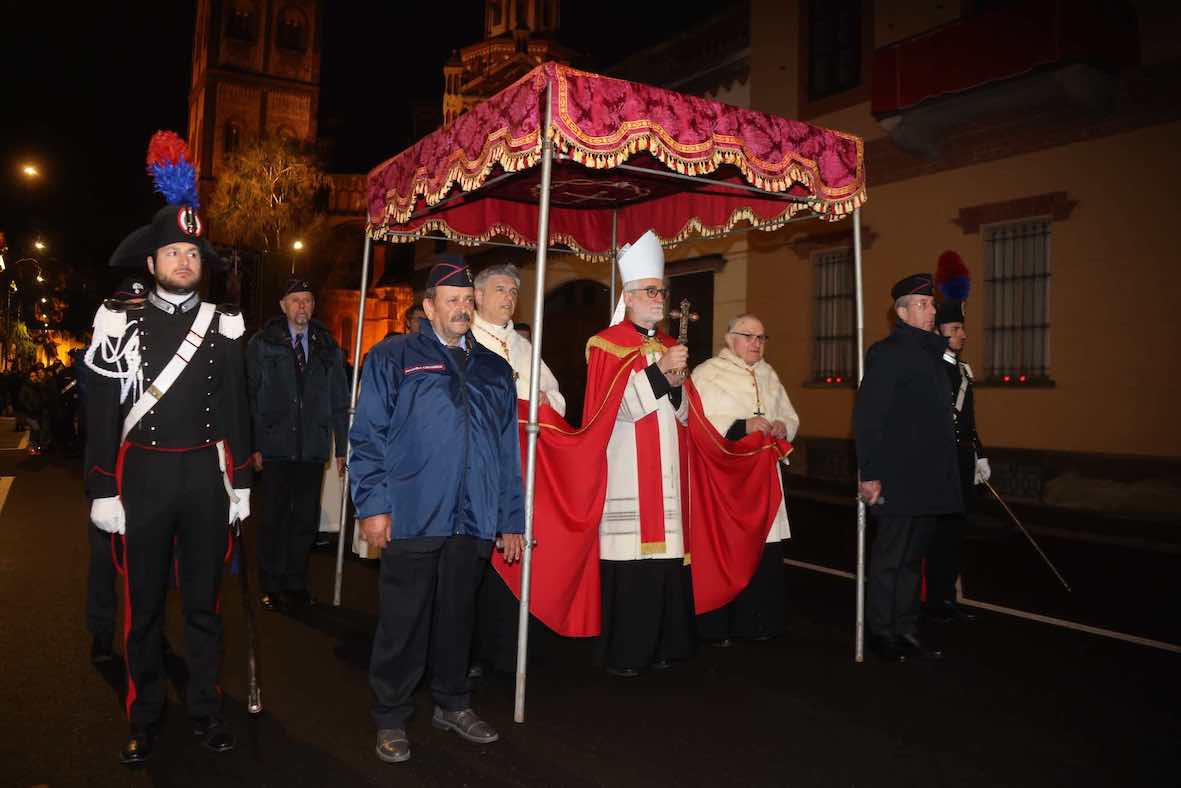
[1,440,1177,787]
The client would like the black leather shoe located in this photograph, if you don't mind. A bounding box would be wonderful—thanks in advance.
[898,633,943,661]
[467,663,485,679]
[120,727,155,767]
[650,659,673,670]
[925,602,975,624]
[192,716,236,753]
[867,634,907,663]
[709,638,733,648]
[259,593,283,612]
[284,589,317,608]
[606,666,640,678]
[91,632,115,664]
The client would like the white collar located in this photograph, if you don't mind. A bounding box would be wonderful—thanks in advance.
[473,311,513,339]
[942,351,958,365]
[719,346,762,371]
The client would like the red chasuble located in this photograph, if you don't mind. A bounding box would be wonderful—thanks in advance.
[493,323,791,636]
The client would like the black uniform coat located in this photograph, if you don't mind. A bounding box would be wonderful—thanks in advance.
[854,320,963,517]
[83,292,254,499]
[944,357,981,501]
[245,316,348,463]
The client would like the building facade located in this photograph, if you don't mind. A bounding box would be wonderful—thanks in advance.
[744,0,1181,511]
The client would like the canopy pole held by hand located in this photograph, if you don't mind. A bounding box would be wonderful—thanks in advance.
[515,82,555,724]
[852,206,866,663]
[334,233,372,607]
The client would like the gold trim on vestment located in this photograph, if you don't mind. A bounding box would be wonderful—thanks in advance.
[522,348,640,436]
[639,541,668,556]
[585,335,636,362]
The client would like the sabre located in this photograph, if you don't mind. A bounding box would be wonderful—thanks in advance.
[981,479,1071,592]
[231,517,264,714]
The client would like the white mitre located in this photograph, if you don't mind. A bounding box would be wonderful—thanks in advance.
[610,230,665,326]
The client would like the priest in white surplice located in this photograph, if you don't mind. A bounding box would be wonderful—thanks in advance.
[585,231,697,677]
[471,263,566,417]
[691,313,799,645]
[469,262,565,677]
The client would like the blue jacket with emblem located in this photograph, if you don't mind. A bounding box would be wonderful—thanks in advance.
[348,320,524,541]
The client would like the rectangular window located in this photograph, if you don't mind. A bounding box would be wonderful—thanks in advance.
[984,218,1052,381]
[812,248,856,383]
[807,0,862,102]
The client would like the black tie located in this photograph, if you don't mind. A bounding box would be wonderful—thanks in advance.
[294,334,306,373]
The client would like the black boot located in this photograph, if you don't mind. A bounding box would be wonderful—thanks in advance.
[898,632,943,661]
[867,633,907,663]
[119,726,156,767]
[192,716,236,753]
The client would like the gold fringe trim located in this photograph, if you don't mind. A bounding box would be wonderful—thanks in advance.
[639,541,669,556]
[367,186,866,256]
[682,553,691,566]
[368,64,867,230]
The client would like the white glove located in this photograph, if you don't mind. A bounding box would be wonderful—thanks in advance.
[974,457,991,485]
[228,489,251,524]
[91,496,126,534]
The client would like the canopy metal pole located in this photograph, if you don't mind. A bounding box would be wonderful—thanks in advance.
[608,210,618,321]
[852,207,866,662]
[515,83,555,724]
[333,233,372,607]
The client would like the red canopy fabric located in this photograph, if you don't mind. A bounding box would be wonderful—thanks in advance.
[367,62,866,258]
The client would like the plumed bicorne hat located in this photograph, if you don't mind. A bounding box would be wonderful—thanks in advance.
[109,131,223,270]
[934,250,970,326]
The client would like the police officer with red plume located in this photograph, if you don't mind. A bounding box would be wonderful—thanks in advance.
[83,132,253,767]
[925,254,991,624]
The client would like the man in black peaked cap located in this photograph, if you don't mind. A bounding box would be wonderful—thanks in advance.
[853,273,962,662]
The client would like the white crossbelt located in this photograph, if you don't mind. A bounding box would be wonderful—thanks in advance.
[120,302,217,442]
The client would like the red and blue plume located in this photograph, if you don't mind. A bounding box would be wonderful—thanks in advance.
[935,250,971,301]
[145,130,200,210]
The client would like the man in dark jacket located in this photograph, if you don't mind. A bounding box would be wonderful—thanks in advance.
[246,278,348,610]
[350,260,525,765]
[854,273,963,662]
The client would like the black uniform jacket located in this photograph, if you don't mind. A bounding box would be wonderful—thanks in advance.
[854,320,963,517]
[245,316,348,463]
[944,356,982,498]
[83,292,254,500]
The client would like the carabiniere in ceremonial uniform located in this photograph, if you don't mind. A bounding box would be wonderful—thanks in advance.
[84,131,253,767]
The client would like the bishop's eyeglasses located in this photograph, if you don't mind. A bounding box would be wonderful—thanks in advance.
[626,286,669,299]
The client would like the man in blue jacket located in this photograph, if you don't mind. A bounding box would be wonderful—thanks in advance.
[246,278,349,610]
[350,260,525,765]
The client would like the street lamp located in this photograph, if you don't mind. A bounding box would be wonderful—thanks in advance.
[290,238,304,274]
[33,240,46,252]
[21,163,40,179]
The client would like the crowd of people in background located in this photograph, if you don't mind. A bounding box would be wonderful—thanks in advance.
[1,356,84,455]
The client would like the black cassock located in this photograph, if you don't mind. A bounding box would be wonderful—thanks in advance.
[84,291,253,728]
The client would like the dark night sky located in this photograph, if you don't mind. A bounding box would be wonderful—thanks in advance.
[0,1,716,299]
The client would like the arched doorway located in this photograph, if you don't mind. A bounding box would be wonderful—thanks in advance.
[541,278,610,426]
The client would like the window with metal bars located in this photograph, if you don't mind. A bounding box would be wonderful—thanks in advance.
[983,218,1052,383]
[811,248,856,384]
